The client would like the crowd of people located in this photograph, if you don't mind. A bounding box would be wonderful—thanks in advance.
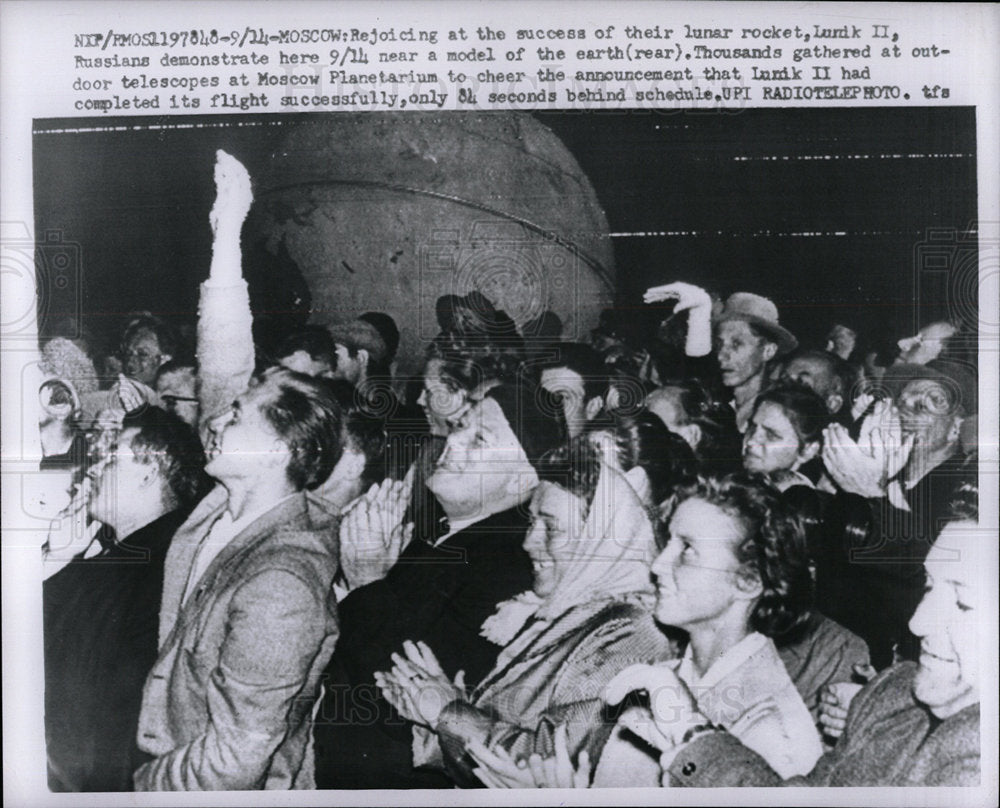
[38,151,982,791]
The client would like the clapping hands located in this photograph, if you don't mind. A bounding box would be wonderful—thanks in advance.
[42,477,101,579]
[468,724,590,788]
[339,467,414,589]
[823,399,914,497]
[374,639,465,729]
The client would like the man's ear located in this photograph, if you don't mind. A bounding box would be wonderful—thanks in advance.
[762,341,778,363]
[826,393,844,415]
[795,440,821,469]
[357,348,369,369]
[676,423,702,452]
[269,437,293,469]
[159,353,173,368]
[585,395,604,421]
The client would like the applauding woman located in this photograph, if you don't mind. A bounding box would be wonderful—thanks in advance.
[375,436,679,786]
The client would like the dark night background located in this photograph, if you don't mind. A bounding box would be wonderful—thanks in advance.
[33,107,977,359]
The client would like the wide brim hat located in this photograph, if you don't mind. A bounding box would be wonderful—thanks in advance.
[713,292,798,355]
[881,359,978,415]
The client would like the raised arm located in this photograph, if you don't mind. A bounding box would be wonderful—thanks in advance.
[197,150,255,430]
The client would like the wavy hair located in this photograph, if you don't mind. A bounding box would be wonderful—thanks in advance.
[672,473,814,641]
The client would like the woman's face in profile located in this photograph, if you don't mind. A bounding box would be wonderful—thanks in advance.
[651,497,746,631]
[743,401,809,475]
[523,481,588,599]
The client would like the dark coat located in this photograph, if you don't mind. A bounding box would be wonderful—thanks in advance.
[668,662,980,787]
[44,509,185,791]
[314,504,534,789]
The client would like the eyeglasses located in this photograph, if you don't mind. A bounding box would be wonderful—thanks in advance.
[124,349,162,364]
[161,394,199,406]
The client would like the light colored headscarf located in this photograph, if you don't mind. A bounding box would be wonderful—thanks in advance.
[481,460,657,648]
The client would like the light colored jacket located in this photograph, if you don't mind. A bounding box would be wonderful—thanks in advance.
[134,490,339,790]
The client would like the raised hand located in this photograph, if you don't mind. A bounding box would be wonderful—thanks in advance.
[208,149,253,286]
[642,282,713,357]
[643,281,712,312]
[114,373,153,413]
[467,740,537,788]
[468,724,591,789]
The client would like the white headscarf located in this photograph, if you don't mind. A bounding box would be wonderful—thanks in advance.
[481,460,657,647]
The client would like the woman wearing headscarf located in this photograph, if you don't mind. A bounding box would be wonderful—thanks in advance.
[375,435,679,787]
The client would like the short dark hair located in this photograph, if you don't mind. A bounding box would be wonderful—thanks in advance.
[274,326,339,372]
[120,313,181,360]
[752,383,832,449]
[359,311,401,363]
[535,436,603,518]
[123,406,209,510]
[343,410,389,490]
[253,368,344,491]
[671,474,814,641]
[656,379,742,477]
[427,329,524,392]
[539,342,610,403]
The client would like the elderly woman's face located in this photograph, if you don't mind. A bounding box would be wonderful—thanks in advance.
[426,397,536,520]
[651,497,747,631]
[523,481,588,598]
[743,400,812,475]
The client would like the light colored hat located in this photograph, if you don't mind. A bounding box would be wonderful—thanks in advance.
[714,292,798,355]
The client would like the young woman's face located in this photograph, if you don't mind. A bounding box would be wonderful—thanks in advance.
[523,481,588,598]
[651,497,747,632]
[743,400,812,475]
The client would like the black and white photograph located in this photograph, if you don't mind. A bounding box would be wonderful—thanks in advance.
[2,2,998,806]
